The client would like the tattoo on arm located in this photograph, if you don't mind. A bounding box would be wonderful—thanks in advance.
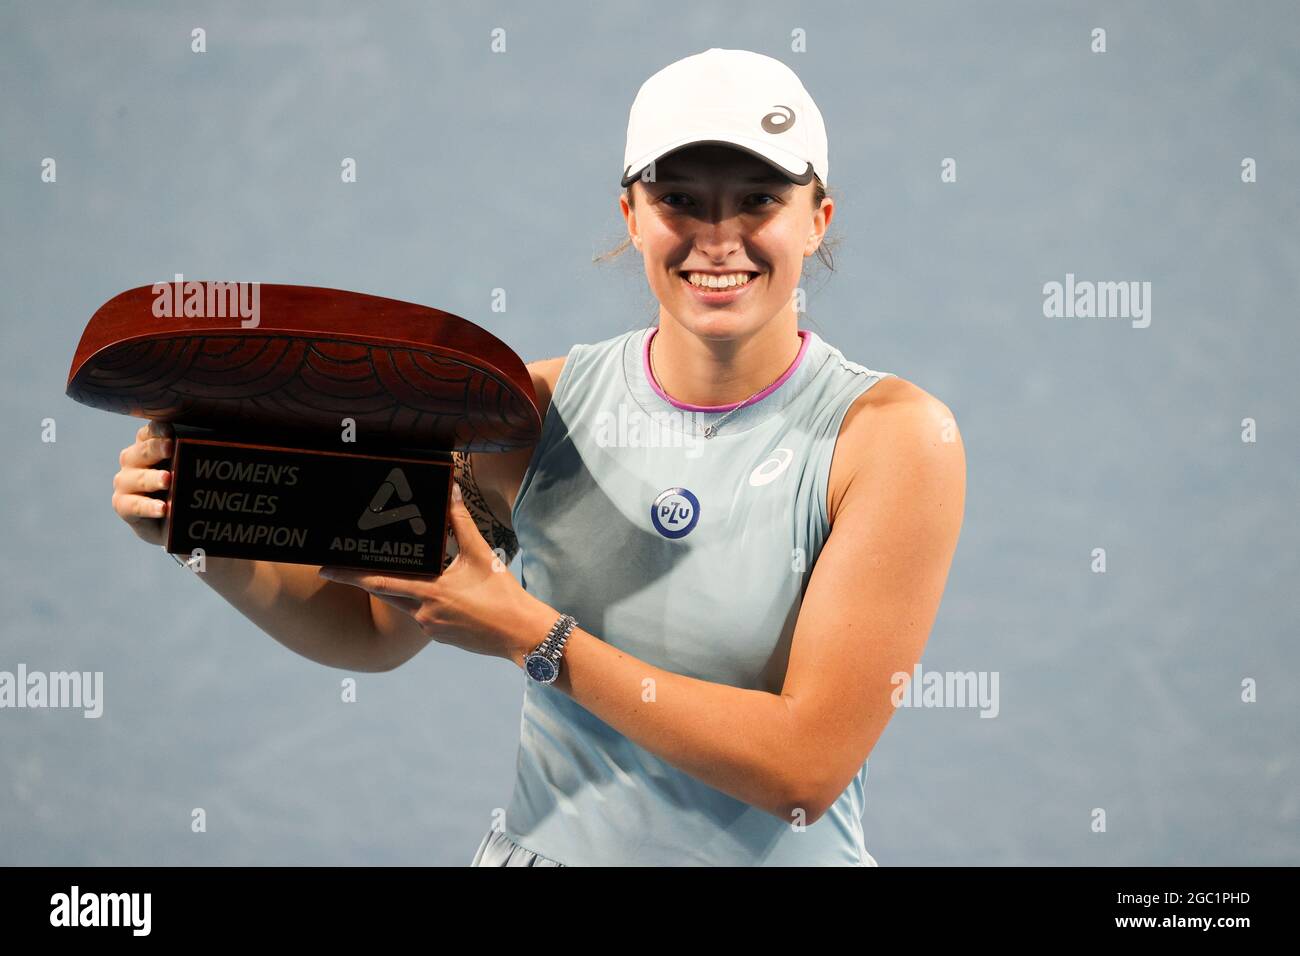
[444,450,519,571]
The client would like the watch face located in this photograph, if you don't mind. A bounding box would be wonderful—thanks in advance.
[525,655,557,683]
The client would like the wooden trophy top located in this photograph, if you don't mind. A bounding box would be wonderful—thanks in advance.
[65,283,541,454]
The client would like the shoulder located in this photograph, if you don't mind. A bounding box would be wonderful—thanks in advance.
[524,327,643,418]
[526,355,568,420]
[826,375,965,524]
[485,330,637,520]
[458,354,567,532]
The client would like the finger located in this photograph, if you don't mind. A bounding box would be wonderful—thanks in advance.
[445,481,492,559]
[114,491,167,523]
[369,591,422,616]
[317,567,429,598]
[134,421,174,444]
[120,436,175,468]
[114,465,171,496]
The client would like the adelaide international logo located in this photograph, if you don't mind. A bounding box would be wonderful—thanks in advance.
[358,467,426,534]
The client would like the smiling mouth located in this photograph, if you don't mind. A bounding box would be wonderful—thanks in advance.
[678,270,762,290]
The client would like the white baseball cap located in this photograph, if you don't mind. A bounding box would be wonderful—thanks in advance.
[621,48,829,188]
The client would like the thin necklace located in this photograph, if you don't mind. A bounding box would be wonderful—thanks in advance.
[650,331,794,439]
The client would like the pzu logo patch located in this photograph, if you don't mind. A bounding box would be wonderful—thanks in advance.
[651,487,700,539]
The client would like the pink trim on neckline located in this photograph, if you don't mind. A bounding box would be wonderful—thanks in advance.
[642,327,811,413]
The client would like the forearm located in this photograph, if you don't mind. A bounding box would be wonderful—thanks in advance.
[509,607,808,822]
[187,555,385,671]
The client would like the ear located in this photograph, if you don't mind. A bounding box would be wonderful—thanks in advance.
[620,187,641,250]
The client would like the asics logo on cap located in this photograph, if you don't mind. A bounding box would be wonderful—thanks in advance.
[760,105,796,135]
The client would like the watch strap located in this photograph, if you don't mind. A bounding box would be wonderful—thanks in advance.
[530,614,577,665]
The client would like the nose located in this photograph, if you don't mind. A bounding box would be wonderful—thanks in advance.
[690,213,746,261]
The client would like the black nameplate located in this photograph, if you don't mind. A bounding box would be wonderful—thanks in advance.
[165,438,451,573]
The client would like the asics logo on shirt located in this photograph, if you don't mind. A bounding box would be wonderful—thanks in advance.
[748,448,795,487]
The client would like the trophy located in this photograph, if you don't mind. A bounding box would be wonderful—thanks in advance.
[66,281,540,573]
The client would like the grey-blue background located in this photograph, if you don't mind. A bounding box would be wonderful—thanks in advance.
[2,0,1296,865]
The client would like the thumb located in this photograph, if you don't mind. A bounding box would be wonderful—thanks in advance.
[446,481,491,560]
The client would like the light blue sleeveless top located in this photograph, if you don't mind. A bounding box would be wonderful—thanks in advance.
[498,324,894,866]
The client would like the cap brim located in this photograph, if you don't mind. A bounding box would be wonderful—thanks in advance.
[621,138,815,188]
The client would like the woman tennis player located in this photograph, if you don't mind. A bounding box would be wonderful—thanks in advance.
[110,48,964,866]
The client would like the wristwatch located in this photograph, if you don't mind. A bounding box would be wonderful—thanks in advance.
[524,614,577,684]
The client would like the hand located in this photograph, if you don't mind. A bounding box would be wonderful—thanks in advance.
[317,482,555,665]
[112,420,176,546]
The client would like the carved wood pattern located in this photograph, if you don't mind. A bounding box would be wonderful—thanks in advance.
[66,284,541,453]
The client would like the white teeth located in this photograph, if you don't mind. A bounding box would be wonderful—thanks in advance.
[686,272,753,289]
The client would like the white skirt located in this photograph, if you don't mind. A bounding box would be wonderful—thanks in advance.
[470,825,879,866]
[470,827,566,867]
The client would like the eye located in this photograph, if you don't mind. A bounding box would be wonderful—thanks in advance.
[656,191,780,211]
